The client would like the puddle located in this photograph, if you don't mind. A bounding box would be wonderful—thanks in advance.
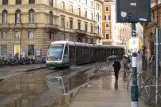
[0,67,96,107]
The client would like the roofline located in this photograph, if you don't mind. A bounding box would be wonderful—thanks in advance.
[95,0,104,4]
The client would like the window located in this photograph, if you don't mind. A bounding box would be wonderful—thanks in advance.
[70,35,73,41]
[49,32,54,40]
[61,32,65,40]
[106,33,109,39]
[85,23,88,32]
[28,45,34,56]
[70,5,73,13]
[91,24,93,33]
[49,0,53,6]
[28,31,34,39]
[29,9,34,24]
[105,15,110,20]
[90,38,93,44]
[15,31,20,39]
[61,1,65,10]
[49,11,53,24]
[2,0,8,4]
[1,45,7,57]
[85,10,87,18]
[63,45,68,58]
[70,18,73,29]
[1,31,7,39]
[15,10,21,24]
[106,6,109,11]
[106,24,110,30]
[90,1,93,7]
[91,13,93,20]
[2,10,8,24]
[86,0,87,4]
[78,8,81,16]
[85,37,88,43]
[96,3,99,10]
[16,0,21,4]
[97,25,99,34]
[61,16,65,27]
[29,0,35,4]
[97,13,99,22]
[78,21,81,30]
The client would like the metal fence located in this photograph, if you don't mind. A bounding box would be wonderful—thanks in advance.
[95,59,113,71]
[127,71,161,107]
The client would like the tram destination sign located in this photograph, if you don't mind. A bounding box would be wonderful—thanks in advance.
[116,0,151,22]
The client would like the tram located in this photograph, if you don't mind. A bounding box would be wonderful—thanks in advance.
[46,41,124,68]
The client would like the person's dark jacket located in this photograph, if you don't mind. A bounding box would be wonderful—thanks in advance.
[113,60,121,72]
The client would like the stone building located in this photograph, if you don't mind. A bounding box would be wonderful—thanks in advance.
[0,0,103,58]
[102,0,131,46]
[142,0,159,59]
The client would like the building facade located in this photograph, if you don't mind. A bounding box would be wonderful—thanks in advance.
[142,0,160,59]
[102,1,131,46]
[0,0,103,58]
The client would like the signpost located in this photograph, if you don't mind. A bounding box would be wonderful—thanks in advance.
[116,0,151,107]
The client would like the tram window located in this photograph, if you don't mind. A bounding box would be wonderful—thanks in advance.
[64,46,68,58]
[69,46,75,58]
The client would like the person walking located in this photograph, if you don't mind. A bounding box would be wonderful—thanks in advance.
[113,58,121,82]
[123,57,128,72]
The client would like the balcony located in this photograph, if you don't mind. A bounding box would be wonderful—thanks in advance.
[23,23,37,29]
[45,24,59,31]
[75,29,87,36]
[0,24,9,29]
[0,23,38,29]
[105,27,110,30]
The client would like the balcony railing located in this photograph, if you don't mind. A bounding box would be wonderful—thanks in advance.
[0,23,59,29]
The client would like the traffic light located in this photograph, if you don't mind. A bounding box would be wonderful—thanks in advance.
[116,0,151,22]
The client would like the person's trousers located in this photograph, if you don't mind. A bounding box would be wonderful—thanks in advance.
[114,71,119,81]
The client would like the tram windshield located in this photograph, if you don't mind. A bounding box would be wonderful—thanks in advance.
[48,44,64,59]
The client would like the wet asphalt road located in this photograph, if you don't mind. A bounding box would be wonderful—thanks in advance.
[0,63,98,107]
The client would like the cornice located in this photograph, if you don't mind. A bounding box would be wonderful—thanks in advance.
[95,0,104,4]
[0,4,95,23]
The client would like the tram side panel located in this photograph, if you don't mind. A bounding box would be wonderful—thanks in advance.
[90,47,95,63]
[76,46,82,64]
[106,48,111,58]
[69,45,76,65]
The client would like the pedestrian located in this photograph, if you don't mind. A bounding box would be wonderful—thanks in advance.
[123,57,128,71]
[113,58,121,82]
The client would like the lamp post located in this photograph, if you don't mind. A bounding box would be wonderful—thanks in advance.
[131,23,138,107]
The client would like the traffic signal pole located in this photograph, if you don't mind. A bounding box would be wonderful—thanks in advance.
[131,23,138,107]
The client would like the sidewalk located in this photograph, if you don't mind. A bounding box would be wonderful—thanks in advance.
[0,64,46,80]
[70,64,152,107]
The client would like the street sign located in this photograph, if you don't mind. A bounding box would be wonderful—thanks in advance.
[127,37,142,53]
[116,0,151,22]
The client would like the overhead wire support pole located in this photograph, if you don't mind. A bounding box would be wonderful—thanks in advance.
[156,0,159,105]
[155,28,159,106]
[131,23,138,107]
